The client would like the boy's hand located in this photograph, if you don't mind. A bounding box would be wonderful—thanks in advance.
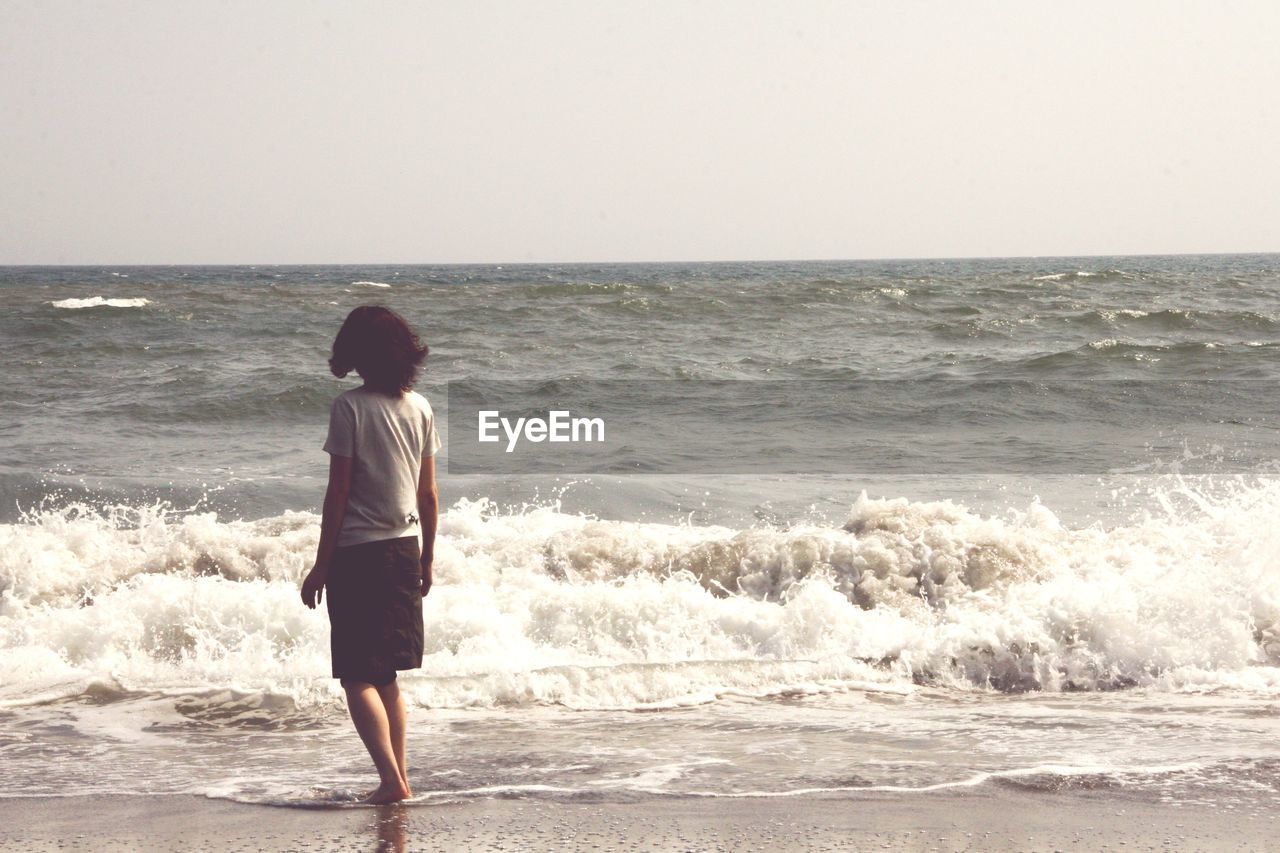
[301,565,327,609]
[420,556,433,597]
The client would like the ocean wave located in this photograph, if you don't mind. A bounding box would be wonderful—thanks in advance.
[352,281,391,288]
[1086,308,1189,329]
[1031,270,1131,282]
[524,281,663,298]
[3,478,1279,710]
[201,760,1202,805]
[50,297,150,309]
[669,762,1204,798]
[1084,338,1225,354]
[1063,307,1279,333]
[92,380,337,424]
[1012,338,1244,373]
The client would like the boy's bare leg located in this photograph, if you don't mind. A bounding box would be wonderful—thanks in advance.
[376,679,411,795]
[342,680,410,804]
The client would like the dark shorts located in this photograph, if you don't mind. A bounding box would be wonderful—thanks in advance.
[325,536,424,686]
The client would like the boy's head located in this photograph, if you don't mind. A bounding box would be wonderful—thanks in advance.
[329,305,428,394]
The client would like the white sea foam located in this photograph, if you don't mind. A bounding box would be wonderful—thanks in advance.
[1096,309,1151,321]
[352,281,391,288]
[2,479,1280,711]
[197,758,1211,805]
[51,296,150,309]
[1032,270,1120,282]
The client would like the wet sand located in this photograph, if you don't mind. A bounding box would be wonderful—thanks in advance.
[0,790,1274,852]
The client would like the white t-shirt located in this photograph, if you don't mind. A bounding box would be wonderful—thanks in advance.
[323,387,442,547]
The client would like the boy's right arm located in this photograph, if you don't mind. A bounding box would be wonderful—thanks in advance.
[301,454,352,608]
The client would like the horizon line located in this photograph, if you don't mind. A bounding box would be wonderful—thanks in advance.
[1,249,1278,268]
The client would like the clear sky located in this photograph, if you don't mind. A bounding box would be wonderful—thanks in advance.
[2,1,1277,264]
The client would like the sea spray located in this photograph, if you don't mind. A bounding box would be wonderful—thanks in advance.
[3,478,1279,710]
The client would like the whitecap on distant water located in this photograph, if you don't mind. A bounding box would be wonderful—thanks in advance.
[51,296,150,309]
[352,281,391,288]
[1032,270,1125,282]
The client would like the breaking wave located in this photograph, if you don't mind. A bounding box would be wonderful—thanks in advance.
[50,297,150,309]
[2,478,1279,711]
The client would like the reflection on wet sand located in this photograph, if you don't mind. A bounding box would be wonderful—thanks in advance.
[371,803,407,853]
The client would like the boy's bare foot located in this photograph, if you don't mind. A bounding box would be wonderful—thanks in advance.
[360,780,411,805]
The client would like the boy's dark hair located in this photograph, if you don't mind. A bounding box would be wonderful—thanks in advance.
[329,306,428,394]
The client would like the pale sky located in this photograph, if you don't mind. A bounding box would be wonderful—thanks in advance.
[2,1,1277,264]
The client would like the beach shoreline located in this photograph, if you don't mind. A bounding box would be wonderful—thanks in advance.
[6,258,1280,849]
[1,790,1273,851]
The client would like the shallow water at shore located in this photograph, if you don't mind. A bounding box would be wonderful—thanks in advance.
[7,683,1280,810]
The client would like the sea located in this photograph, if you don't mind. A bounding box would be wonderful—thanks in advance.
[3,256,1280,812]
